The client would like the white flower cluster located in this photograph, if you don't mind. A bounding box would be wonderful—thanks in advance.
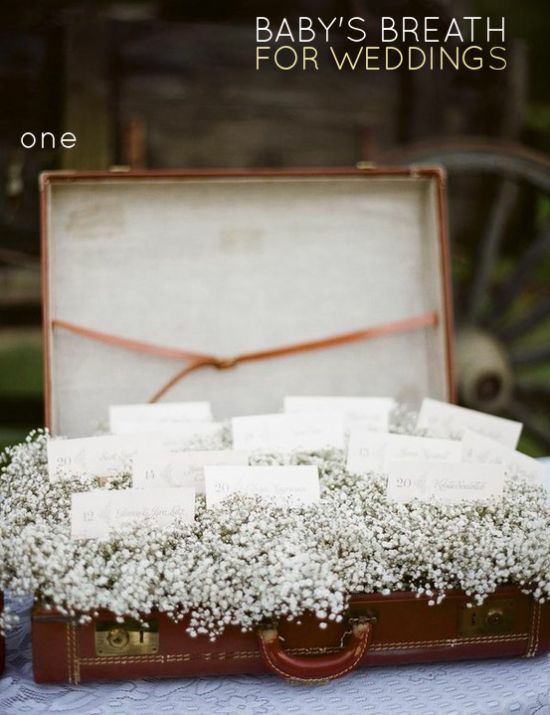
[0,423,549,640]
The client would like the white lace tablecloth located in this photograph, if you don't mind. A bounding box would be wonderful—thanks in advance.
[2,460,550,715]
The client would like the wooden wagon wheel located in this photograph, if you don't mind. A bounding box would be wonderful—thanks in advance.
[379,139,550,454]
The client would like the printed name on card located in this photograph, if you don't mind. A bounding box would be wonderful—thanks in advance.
[346,431,461,474]
[231,413,345,452]
[109,401,212,434]
[461,430,545,486]
[284,396,395,432]
[386,460,505,504]
[416,398,522,448]
[385,434,462,464]
[71,487,195,540]
[204,465,320,509]
[132,450,250,493]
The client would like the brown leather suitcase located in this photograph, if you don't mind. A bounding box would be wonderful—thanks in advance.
[0,593,4,675]
[32,586,550,684]
[32,169,547,685]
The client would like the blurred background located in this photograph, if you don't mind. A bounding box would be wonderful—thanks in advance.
[0,0,549,453]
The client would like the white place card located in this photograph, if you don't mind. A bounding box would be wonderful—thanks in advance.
[204,465,320,509]
[109,401,212,434]
[48,425,224,482]
[132,450,250,493]
[346,431,461,474]
[386,460,505,504]
[461,430,545,486]
[71,487,195,540]
[48,434,146,481]
[346,431,387,473]
[416,398,522,448]
[231,413,345,452]
[284,396,395,432]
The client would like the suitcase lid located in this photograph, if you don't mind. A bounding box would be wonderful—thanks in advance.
[41,167,454,436]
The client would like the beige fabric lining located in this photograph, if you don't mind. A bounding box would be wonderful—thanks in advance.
[46,175,449,436]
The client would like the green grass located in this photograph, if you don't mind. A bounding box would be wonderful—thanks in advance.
[0,428,30,452]
[0,330,43,450]
[0,331,43,396]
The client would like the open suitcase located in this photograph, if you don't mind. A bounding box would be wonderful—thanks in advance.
[29,168,549,683]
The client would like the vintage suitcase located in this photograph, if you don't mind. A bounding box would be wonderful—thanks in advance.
[29,168,549,683]
[32,588,550,684]
[0,593,4,675]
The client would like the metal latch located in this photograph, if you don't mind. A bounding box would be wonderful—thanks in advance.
[459,599,515,636]
[348,607,379,624]
[95,618,159,656]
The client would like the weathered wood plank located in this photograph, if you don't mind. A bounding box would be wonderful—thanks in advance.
[62,13,114,169]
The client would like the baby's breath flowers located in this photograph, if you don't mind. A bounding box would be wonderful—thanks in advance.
[0,420,549,640]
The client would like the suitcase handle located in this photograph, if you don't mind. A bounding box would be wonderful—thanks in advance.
[257,616,374,683]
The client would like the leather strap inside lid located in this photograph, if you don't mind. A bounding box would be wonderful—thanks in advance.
[52,311,438,403]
